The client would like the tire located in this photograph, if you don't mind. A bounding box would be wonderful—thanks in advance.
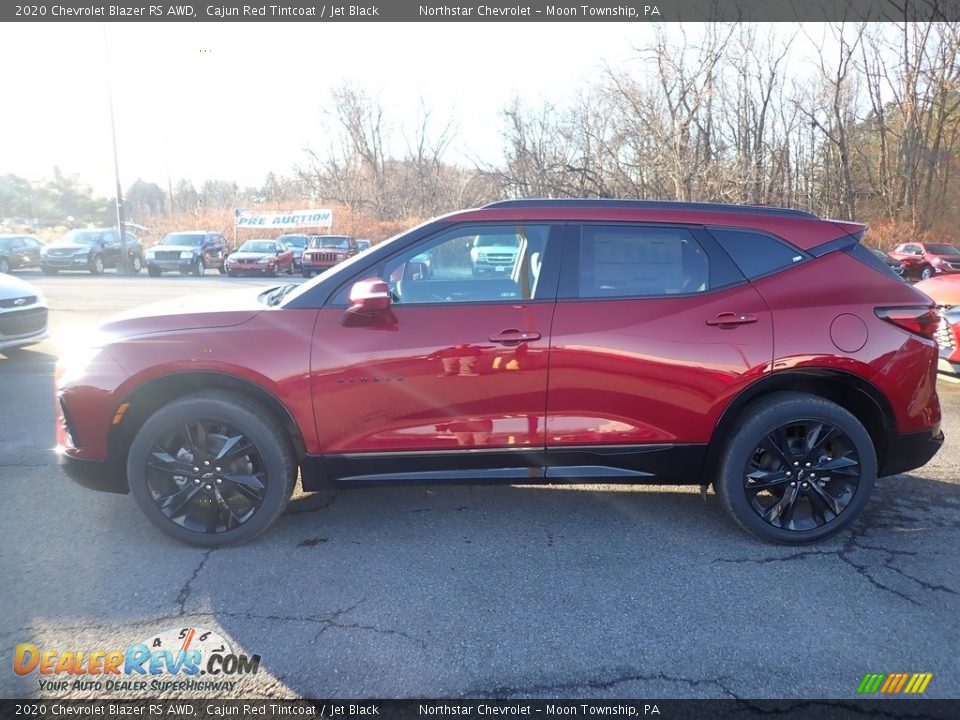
[266,268,277,277]
[302,270,313,278]
[715,392,876,544]
[130,255,142,274]
[148,267,161,278]
[193,258,205,277]
[286,262,294,275]
[0,257,10,274]
[227,272,237,278]
[42,266,58,275]
[127,392,298,547]
[90,255,104,275]
[920,266,933,281]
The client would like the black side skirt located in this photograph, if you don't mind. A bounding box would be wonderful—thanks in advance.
[300,444,707,491]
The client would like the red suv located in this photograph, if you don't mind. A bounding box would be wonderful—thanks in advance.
[888,241,960,281]
[56,200,944,546]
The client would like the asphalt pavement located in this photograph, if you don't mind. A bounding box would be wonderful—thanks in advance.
[1,270,958,700]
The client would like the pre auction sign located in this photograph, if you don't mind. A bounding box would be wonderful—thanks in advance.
[234,208,333,228]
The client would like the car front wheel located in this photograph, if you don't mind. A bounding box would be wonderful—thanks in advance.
[130,255,143,274]
[90,255,105,275]
[194,258,205,277]
[920,266,933,281]
[715,392,876,544]
[127,392,297,546]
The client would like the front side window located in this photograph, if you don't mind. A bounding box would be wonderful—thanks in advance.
[578,225,709,298]
[383,224,550,305]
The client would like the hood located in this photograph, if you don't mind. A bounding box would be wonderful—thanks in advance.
[915,276,960,307]
[0,273,44,301]
[44,243,91,252]
[150,244,199,253]
[228,251,274,261]
[98,287,269,337]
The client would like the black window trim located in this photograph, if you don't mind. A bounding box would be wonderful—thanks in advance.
[557,221,748,302]
[704,224,813,282]
[323,221,566,309]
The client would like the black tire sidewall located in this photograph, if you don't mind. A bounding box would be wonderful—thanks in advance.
[127,395,295,547]
[718,395,877,544]
[0,258,9,274]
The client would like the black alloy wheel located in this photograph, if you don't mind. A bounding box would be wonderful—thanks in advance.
[743,420,861,531]
[128,393,297,546]
[716,393,876,543]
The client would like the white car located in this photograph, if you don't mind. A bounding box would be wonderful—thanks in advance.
[0,272,49,352]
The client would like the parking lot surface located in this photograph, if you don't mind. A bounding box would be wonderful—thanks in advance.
[1,271,958,699]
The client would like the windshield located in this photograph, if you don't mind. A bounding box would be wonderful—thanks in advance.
[310,236,351,249]
[162,233,204,247]
[279,236,307,249]
[926,244,960,256]
[239,241,277,253]
[58,230,104,246]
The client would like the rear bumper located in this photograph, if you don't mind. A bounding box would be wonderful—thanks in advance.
[58,451,128,494]
[881,428,944,477]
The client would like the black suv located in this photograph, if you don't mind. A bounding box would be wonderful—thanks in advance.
[145,231,228,277]
[41,229,143,275]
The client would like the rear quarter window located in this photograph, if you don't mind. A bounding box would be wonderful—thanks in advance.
[708,228,808,279]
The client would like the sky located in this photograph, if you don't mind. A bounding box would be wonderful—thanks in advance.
[0,22,830,197]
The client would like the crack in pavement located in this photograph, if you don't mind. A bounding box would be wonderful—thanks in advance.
[470,669,739,699]
[713,488,960,607]
[176,549,215,615]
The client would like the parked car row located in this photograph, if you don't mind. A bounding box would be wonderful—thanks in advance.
[1,230,373,279]
[888,241,960,281]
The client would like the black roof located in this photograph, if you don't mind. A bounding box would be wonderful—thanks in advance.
[483,199,818,219]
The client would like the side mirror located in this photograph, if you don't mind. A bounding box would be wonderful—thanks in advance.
[348,278,391,314]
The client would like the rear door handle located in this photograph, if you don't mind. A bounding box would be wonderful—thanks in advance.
[706,312,758,327]
[489,329,541,344]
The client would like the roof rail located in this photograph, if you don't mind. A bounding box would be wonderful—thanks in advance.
[482,199,819,219]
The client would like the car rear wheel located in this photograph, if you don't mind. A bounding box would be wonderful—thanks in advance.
[90,255,104,275]
[127,392,297,547]
[715,392,876,544]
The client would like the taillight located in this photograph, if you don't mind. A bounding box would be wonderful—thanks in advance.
[875,307,940,339]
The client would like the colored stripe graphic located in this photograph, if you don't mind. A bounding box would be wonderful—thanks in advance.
[858,673,932,694]
[858,674,885,694]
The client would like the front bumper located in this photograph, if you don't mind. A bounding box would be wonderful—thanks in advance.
[226,262,275,274]
[881,428,945,477]
[147,258,195,272]
[58,450,127,494]
[0,306,49,351]
[42,255,91,269]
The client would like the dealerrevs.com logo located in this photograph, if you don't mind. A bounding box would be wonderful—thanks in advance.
[13,627,261,693]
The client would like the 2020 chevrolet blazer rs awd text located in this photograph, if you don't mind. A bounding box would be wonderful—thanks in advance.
[55,200,944,546]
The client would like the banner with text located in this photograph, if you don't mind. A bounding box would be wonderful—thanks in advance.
[235,209,333,229]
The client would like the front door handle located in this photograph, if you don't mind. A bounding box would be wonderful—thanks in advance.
[706,312,758,328]
[489,329,541,344]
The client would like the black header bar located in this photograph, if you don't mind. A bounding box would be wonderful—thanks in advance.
[0,700,959,720]
[5,0,960,23]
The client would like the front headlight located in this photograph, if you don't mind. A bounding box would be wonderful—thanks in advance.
[56,330,115,386]
[180,251,193,259]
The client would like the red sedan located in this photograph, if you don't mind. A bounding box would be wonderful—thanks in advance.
[888,242,960,281]
[223,239,294,277]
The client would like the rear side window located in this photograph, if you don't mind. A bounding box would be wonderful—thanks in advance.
[579,225,709,298]
[847,243,902,281]
[709,228,806,279]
